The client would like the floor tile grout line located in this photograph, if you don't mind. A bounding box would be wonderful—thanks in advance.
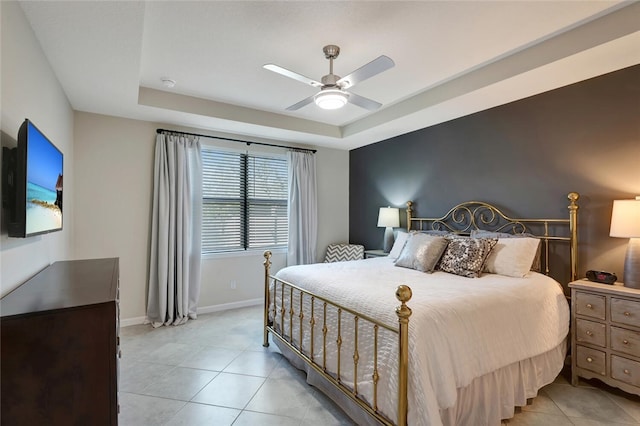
[526,388,572,422]
[229,375,270,426]
[598,387,640,424]
[544,382,640,425]
[238,374,321,424]
[136,363,180,394]
[158,399,193,426]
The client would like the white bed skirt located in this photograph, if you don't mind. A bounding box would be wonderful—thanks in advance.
[273,337,567,426]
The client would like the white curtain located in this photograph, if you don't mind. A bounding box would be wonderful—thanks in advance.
[147,132,202,326]
[287,150,318,265]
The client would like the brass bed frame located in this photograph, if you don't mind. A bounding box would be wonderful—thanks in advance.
[262,192,579,426]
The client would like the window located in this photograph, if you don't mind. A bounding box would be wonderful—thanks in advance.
[202,148,288,254]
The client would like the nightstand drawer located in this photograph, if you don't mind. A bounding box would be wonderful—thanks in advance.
[576,319,606,347]
[611,297,640,327]
[611,326,640,357]
[575,292,606,320]
[576,345,606,376]
[611,355,640,387]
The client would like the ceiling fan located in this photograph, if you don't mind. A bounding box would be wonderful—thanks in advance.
[264,45,394,111]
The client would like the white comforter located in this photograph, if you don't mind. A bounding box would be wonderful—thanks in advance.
[273,257,569,426]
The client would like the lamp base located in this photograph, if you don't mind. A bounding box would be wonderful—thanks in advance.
[623,238,640,289]
[383,227,395,253]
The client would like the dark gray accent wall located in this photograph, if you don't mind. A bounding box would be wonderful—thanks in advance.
[350,65,640,289]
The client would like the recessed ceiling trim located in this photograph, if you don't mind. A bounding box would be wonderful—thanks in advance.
[138,87,342,139]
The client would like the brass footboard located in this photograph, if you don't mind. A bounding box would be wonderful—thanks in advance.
[262,251,411,426]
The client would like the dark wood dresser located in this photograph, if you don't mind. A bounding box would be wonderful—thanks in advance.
[1,258,120,425]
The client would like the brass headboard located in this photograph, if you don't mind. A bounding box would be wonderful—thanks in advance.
[406,192,579,281]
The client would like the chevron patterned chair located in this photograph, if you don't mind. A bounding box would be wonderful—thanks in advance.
[323,243,365,263]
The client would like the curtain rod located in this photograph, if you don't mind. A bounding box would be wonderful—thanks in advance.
[156,128,317,154]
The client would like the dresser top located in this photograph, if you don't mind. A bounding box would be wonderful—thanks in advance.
[0,258,119,318]
[569,279,640,297]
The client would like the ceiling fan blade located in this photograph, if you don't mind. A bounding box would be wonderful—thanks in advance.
[286,95,315,111]
[263,64,323,88]
[337,55,395,90]
[347,92,382,111]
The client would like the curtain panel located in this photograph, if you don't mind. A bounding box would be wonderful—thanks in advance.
[287,150,318,265]
[147,133,202,326]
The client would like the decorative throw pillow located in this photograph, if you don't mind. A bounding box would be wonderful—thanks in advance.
[483,237,541,278]
[324,244,365,263]
[438,237,497,278]
[471,230,541,271]
[388,231,409,259]
[395,233,449,273]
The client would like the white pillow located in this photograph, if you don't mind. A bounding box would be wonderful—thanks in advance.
[388,231,409,259]
[483,237,541,278]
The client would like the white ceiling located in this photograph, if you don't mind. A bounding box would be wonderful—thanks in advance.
[19,1,640,150]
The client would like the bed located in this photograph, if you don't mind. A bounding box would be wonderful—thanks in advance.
[262,193,579,426]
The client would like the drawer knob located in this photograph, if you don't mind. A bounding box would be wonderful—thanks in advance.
[118,350,122,358]
[586,330,593,336]
[623,339,629,345]
[624,369,630,375]
[586,357,593,363]
[624,311,631,317]
[586,303,593,309]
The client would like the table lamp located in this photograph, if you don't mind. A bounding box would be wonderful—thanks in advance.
[610,196,640,288]
[378,207,400,253]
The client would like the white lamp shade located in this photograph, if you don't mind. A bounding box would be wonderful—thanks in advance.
[610,198,640,238]
[377,207,400,228]
[314,89,348,110]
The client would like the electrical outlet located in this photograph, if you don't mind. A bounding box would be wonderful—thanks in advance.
[230,281,237,290]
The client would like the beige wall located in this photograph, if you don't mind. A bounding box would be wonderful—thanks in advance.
[73,113,155,321]
[74,112,349,321]
[1,1,75,296]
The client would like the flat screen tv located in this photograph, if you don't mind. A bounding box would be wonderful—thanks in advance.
[7,119,63,238]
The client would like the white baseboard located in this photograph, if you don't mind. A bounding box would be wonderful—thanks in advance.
[120,316,147,327]
[119,298,262,327]
[196,298,262,315]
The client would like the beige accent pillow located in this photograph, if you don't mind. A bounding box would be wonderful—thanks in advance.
[395,233,449,273]
[483,237,541,278]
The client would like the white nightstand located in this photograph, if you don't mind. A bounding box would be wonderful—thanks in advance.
[569,279,640,396]
[364,249,388,259]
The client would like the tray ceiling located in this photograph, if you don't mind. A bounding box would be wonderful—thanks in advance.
[19,1,640,150]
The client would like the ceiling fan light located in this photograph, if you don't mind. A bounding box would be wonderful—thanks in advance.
[314,89,349,110]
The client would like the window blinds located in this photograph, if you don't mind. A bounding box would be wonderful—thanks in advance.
[202,149,288,253]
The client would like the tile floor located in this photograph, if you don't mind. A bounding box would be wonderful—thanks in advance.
[119,305,640,426]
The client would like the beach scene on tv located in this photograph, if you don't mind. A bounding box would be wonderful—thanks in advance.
[26,123,63,235]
